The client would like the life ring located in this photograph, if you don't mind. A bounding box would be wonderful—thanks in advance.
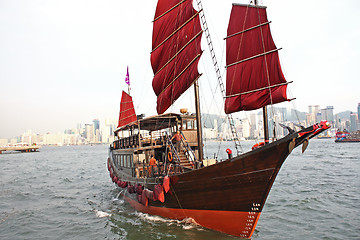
[168,151,173,162]
[252,142,265,150]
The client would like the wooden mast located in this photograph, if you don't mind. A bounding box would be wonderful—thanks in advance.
[263,106,269,143]
[194,80,204,161]
[253,0,269,144]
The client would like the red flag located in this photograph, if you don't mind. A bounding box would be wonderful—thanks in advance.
[125,66,130,85]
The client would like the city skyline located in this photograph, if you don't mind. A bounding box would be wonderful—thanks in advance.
[1,104,359,145]
[1,101,359,139]
[1,0,359,139]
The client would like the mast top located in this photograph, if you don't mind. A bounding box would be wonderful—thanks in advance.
[232,3,266,9]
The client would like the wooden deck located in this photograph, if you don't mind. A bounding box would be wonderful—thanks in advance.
[0,146,40,154]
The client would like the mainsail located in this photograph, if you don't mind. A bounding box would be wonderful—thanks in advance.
[225,4,289,114]
[117,91,137,128]
[151,0,203,114]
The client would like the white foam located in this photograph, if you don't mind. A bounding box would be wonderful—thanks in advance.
[112,198,125,204]
[95,210,112,218]
[135,212,168,223]
[134,212,200,230]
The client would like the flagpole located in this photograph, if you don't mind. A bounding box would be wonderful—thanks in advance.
[125,66,130,95]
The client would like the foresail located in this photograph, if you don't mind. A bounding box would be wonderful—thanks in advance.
[117,91,137,128]
[225,4,289,114]
[151,0,203,114]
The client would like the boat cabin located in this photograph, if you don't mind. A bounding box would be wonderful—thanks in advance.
[111,112,201,179]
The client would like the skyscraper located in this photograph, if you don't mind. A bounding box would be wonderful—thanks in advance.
[85,124,94,142]
[308,105,320,125]
[358,103,360,122]
[93,119,100,132]
[350,113,358,132]
[320,106,334,125]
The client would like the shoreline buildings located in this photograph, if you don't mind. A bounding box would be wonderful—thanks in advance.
[1,104,359,146]
[0,118,117,147]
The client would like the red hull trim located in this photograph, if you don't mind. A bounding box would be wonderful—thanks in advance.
[123,193,261,238]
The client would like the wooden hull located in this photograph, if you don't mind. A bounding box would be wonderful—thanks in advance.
[108,123,330,238]
[109,136,292,238]
[123,193,261,238]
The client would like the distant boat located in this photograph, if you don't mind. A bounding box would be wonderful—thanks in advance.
[0,145,40,154]
[335,130,360,142]
[317,135,332,139]
[107,1,330,238]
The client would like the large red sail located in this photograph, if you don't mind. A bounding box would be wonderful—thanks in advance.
[151,0,203,114]
[225,4,289,114]
[117,91,137,128]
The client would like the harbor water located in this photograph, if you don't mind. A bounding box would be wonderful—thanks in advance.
[0,139,359,239]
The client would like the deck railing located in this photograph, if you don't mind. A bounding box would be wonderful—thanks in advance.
[113,131,169,150]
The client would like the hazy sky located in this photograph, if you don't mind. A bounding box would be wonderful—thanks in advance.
[1,0,359,139]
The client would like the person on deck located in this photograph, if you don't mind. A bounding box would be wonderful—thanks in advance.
[171,130,185,152]
[226,148,233,159]
[149,155,157,177]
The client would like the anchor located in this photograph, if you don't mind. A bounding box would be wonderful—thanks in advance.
[288,138,296,153]
[302,138,309,153]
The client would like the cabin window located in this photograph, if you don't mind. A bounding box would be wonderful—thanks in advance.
[187,120,194,129]
[126,155,130,168]
[118,154,133,168]
[181,119,195,130]
[182,120,187,130]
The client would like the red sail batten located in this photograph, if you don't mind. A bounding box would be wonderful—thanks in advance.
[225,4,289,114]
[117,91,137,128]
[151,0,202,114]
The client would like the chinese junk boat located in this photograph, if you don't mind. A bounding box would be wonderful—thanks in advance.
[107,1,330,238]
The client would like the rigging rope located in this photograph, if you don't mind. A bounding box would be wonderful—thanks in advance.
[196,0,243,155]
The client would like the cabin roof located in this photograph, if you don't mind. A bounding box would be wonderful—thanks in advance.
[139,113,180,131]
[115,112,197,133]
